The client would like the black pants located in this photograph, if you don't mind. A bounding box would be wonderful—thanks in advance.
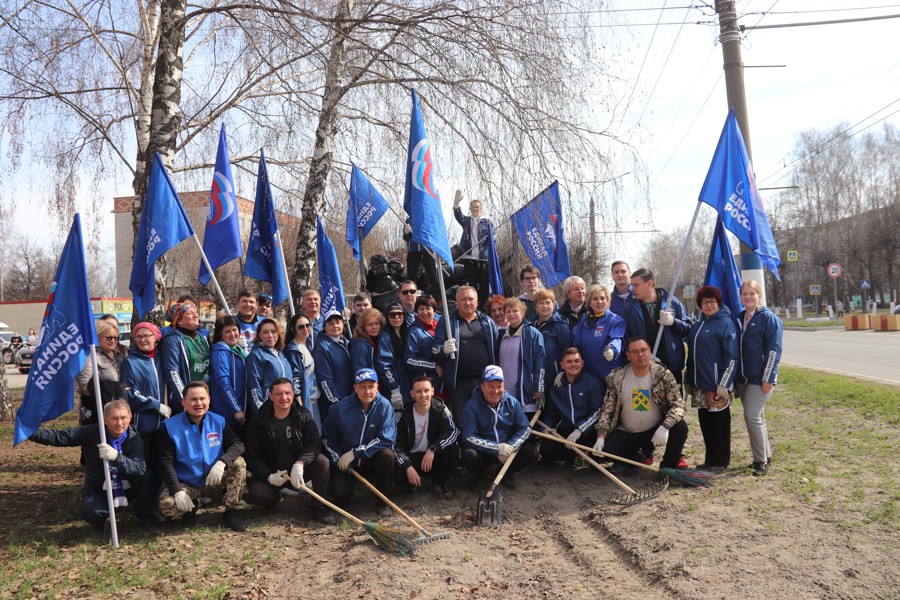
[329,448,396,507]
[407,251,436,293]
[81,471,156,526]
[698,407,731,467]
[461,444,538,481]
[448,379,479,423]
[604,419,689,469]
[395,443,460,488]
[540,424,598,465]
[461,258,489,306]
[247,453,331,508]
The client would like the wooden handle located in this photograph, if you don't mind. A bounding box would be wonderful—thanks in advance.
[485,409,542,499]
[349,468,430,535]
[536,432,661,474]
[532,427,636,495]
[295,480,365,526]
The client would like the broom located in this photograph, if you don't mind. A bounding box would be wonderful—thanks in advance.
[285,473,417,556]
[559,439,717,488]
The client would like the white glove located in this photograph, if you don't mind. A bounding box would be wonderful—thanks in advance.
[206,460,226,487]
[603,346,614,361]
[658,310,674,326]
[442,339,457,355]
[403,223,412,235]
[651,425,669,446]
[497,443,514,463]
[158,403,172,418]
[268,470,287,487]
[593,438,605,454]
[290,463,305,488]
[453,189,463,207]
[716,385,730,401]
[390,388,404,410]
[97,443,118,462]
[174,490,194,513]
[338,450,355,471]
[566,429,582,444]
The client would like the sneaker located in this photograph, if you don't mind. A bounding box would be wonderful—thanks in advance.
[222,510,247,532]
[642,454,655,466]
[181,509,197,529]
[374,501,392,517]
[751,461,769,476]
[312,506,337,525]
[675,456,689,470]
[608,462,635,476]
[432,483,450,496]
[500,473,517,490]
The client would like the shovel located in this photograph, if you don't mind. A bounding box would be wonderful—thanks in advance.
[475,410,540,526]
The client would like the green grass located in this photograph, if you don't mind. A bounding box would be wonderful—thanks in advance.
[777,366,900,425]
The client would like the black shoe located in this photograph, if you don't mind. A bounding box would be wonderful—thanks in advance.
[222,510,247,532]
[374,501,392,517]
[181,509,197,529]
[500,474,517,490]
[432,483,450,496]
[751,461,769,476]
[312,506,337,525]
[469,476,487,493]
[608,462,635,476]
[137,518,159,534]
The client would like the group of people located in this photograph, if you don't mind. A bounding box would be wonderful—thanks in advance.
[26,222,783,535]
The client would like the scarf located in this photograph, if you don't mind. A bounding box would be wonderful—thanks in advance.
[104,430,131,507]
[418,317,437,336]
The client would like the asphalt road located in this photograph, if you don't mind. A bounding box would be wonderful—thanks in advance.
[782,328,900,385]
[4,364,29,390]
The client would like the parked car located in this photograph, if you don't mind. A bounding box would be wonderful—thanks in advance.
[15,344,34,374]
[1,331,21,364]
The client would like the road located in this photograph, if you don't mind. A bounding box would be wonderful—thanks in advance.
[782,328,900,385]
[4,364,29,390]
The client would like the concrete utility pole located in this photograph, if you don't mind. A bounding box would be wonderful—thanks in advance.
[589,195,598,284]
[716,0,768,304]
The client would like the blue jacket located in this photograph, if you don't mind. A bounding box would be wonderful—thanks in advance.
[496,322,546,404]
[404,319,442,387]
[284,340,313,406]
[460,389,531,455]
[350,333,399,392]
[434,310,499,388]
[245,345,292,417]
[160,329,210,410]
[453,206,492,260]
[313,335,352,413]
[571,310,627,382]
[738,306,783,386]
[622,288,690,376]
[322,392,396,463]
[303,314,326,351]
[544,370,604,432]
[121,348,166,435]
[609,287,633,316]
[685,306,739,391]
[209,341,247,424]
[532,311,571,381]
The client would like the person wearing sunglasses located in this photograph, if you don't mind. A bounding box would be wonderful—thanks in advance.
[384,301,411,404]
[398,281,420,327]
[75,319,125,425]
[285,314,322,433]
[255,293,273,318]
[350,308,402,410]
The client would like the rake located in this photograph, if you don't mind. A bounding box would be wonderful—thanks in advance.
[532,427,668,505]
[349,469,450,545]
[292,476,416,556]
[561,439,717,488]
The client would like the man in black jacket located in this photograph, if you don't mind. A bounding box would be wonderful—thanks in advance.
[394,376,460,495]
[245,378,334,523]
[28,399,156,532]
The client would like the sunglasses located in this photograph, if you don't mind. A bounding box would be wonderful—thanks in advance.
[388,312,404,318]
[103,336,119,342]
[400,289,418,295]
[296,323,312,329]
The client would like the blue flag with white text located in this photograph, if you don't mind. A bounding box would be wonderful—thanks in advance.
[486,222,504,296]
[346,163,389,260]
[199,124,241,285]
[130,153,195,318]
[244,149,289,306]
[704,218,743,328]
[402,89,453,267]
[698,109,781,279]
[511,181,571,287]
[15,214,97,445]
[317,217,345,315]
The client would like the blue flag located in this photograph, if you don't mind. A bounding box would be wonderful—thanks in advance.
[244,149,289,306]
[704,218,744,328]
[511,181,571,287]
[130,153,195,318]
[402,89,453,267]
[698,109,781,280]
[317,217,345,315]
[346,163,389,261]
[199,124,241,285]
[15,214,97,446]
[486,222,504,296]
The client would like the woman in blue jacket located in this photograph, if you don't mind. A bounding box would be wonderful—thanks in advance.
[313,310,353,420]
[285,313,322,433]
[245,318,292,418]
[736,280,783,476]
[531,289,571,382]
[209,316,248,433]
[684,285,739,471]
[404,295,444,394]
[496,297,546,416]
[350,308,402,409]
[571,285,626,388]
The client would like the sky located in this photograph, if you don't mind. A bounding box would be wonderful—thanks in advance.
[6,1,900,290]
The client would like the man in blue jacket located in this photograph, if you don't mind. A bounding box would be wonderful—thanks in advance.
[460,365,536,491]
[609,260,633,316]
[453,190,493,305]
[323,368,397,517]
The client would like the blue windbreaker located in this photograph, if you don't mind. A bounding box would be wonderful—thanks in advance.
[496,322,546,405]
[209,341,247,425]
[738,306,783,386]
[571,310,627,382]
[685,305,739,391]
[350,332,399,392]
[460,389,531,455]
[121,347,166,435]
[543,369,604,432]
[532,311,571,381]
[313,335,352,416]
[322,392,396,462]
[622,288,691,376]
[245,344,291,417]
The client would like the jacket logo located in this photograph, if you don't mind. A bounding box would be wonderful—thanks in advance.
[206,432,221,448]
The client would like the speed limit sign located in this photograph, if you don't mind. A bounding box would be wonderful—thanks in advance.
[827,263,842,279]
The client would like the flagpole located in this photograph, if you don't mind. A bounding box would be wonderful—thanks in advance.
[430,249,455,360]
[191,233,232,316]
[274,231,295,317]
[651,202,702,357]
[357,226,368,292]
[90,345,120,549]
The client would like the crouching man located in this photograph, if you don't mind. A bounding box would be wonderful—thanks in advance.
[245,378,335,524]
[28,399,156,533]
[159,381,248,531]
[394,376,460,495]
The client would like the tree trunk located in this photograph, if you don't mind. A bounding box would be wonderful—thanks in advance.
[291,0,354,304]
[0,366,12,421]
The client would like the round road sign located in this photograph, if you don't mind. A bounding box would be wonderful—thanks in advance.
[827,263,842,279]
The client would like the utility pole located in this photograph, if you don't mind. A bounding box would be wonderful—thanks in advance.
[716,0,768,304]
[589,195,598,284]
